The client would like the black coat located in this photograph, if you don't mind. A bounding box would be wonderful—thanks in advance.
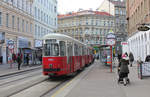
[17,56,22,64]
[145,55,150,62]
[129,53,134,62]
[119,59,129,73]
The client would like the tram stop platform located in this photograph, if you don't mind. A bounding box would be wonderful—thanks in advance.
[52,60,150,97]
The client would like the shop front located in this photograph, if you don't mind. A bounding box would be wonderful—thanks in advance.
[18,37,33,65]
[0,32,5,64]
[33,39,43,65]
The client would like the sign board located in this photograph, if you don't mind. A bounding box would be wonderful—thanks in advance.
[18,37,29,48]
[137,25,150,31]
[7,40,15,49]
[121,42,129,54]
[7,40,14,45]
[106,39,116,46]
[141,62,150,76]
[35,40,43,47]
[106,33,116,39]
[121,42,128,45]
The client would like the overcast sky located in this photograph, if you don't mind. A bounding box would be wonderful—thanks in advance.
[58,0,104,14]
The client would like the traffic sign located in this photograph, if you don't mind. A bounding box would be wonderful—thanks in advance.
[106,33,116,39]
[106,39,116,46]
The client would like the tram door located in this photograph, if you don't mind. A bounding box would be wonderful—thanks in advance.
[67,42,73,72]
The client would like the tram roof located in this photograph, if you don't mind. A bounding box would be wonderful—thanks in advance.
[43,33,86,46]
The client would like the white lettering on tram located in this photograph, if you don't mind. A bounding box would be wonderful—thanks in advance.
[48,59,54,61]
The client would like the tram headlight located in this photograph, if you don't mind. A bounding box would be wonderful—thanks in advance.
[49,64,53,68]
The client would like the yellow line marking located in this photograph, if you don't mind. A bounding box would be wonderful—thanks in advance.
[51,78,75,97]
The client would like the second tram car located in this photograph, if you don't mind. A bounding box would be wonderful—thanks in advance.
[42,33,93,76]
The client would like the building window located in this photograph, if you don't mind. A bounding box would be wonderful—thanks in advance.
[30,4,32,15]
[38,26,40,38]
[11,0,14,5]
[12,15,15,29]
[30,23,32,33]
[22,19,24,32]
[0,12,2,26]
[22,0,24,10]
[26,1,28,12]
[35,7,37,18]
[115,9,119,14]
[6,13,9,27]
[41,27,43,35]
[54,6,57,13]
[44,13,46,22]
[35,24,37,38]
[55,18,57,26]
[47,15,48,24]
[17,0,20,8]
[104,21,106,26]
[17,17,19,31]
[26,21,28,33]
[38,9,40,19]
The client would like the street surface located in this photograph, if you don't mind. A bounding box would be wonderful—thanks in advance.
[0,61,150,97]
[50,60,150,97]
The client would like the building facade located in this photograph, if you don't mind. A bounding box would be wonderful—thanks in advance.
[32,0,57,64]
[57,10,115,46]
[127,0,150,61]
[0,0,34,64]
[98,0,127,53]
[127,0,150,36]
[33,0,57,40]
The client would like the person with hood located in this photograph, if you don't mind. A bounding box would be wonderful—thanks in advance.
[145,55,150,62]
[129,52,134,67]
[118,53,129,81]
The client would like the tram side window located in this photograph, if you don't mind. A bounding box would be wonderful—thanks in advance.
[60,41,66,56]
[44,43,59,56]
[74,44,78,56]
[82,46,84,55]
[79,46,81,56]
[84,48,87,55]
[67,43,73,56]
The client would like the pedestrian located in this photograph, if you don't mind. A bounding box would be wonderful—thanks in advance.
[118,52,122,63]
[118,53,129,81]
[145,55,150,62]
[12,53,16,63]
[26,54,29,65]
[129,52,134,67]
[16,53,22,70]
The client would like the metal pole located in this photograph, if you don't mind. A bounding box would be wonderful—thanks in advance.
[110,45,112,72]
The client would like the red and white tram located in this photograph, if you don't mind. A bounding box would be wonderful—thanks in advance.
[42,33,93,76]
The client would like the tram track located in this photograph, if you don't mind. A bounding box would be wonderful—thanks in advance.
[40,77,72,97]
[9,77,70,97]
[0,72,41,87]
[0,75,47,97]
[4,67,91,97]
[1,66,92,97]
[8,78,48,97]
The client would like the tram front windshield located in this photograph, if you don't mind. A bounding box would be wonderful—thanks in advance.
[44,43,59,56]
